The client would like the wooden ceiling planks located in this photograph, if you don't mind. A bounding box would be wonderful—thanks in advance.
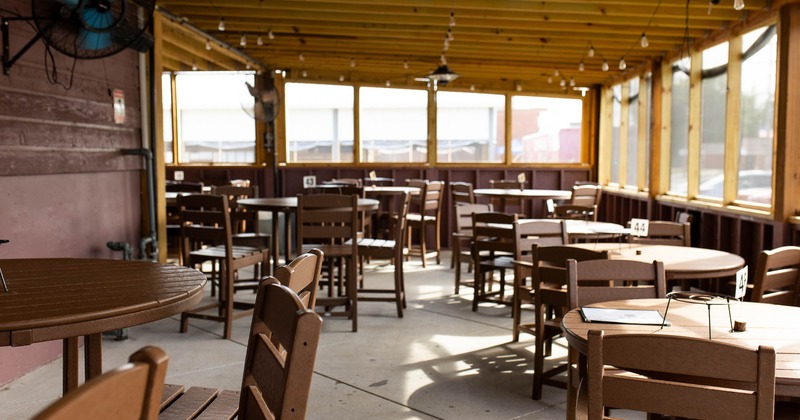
[155,0,773,93]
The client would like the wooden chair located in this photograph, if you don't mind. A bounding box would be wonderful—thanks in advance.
[357,192,411,317]
[211,185,271,288]
[296,193,360,332]
[449,181,475,269]
[177,194,271,339]
[34,346,168,420]
[405,179,445,267]
[751,246,800,305]
[274,248,324,310]
[628,220,691,246]
[550,183,602,221]
[521,244,608,400]
[160,280,323,419]
[472,214,568,311]
[489,179,525,215]
[453,203,492,294]
[565,258,666,414]
[583,330,775,419]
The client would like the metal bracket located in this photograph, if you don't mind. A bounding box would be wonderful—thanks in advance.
[2,16,56,76]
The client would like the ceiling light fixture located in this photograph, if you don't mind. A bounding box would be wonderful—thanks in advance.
[449,10,456,27]
[339,74,345,82]
[515,81,522,91]
[619,57,627,70]
[733,0,745,10]
[547,75,553,84]
[218,17,225,31]
[578,61,585,71]
[257,35,264,46]
[240,34,246,46]
[569,77,576,87]
[298,53,305,61]
[403,60,409,70]
[302,70,308,78]
[205,40,211,50]
[602,60,609,72]
[268,29,275,40]
[588,43,595,57]
[350,59,356,68]
[554,68,560,77]
[640,33,649,48]
[385,80,391,87]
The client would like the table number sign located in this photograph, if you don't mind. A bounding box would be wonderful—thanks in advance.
[517,173,526,185]
[303,175,316,188]
[369,170,377,180]
[630,218,649,237]
[734,266,749,300]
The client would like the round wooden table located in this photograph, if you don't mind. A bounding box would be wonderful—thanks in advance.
[238,197,380,270]
[473,188,572,200]
[561,298,800,398]
[0,258,206,394]
[567,243,745,280]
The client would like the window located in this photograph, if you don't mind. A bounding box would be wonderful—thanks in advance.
[359,87,428,163]
[510,95,583,163]
[698,42,729,200]
[669,58,691,195]
[610,85,622,183]
[436,91,504,163]
[626,78,639,188]
[738,25,776,205]
[171,71,257,164]
[284,83,354,163]
[162,73,173,164]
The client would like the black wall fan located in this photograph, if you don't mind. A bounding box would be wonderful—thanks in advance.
[3,0,155,74]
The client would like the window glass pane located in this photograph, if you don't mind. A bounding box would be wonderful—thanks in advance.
[738,26,776,205]
[698,42,728,199]
[610,85,622,183]
[436,91,504,163]
[360,87,427,163]
[627,78,639,188]
[670,58,690,195]
[511,95,583,163]
[162,72,173,164]
[174,71,256,164]
[285,83,354,163]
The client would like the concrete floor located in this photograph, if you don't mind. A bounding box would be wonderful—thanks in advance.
[4,251,798,419]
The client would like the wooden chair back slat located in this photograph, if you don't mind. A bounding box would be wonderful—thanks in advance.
[752,246,800,305]
[274,249,324,310]
[628,221,691,247]
[586,330,775,420]
[34,346,168,420]
[567,259,666,309]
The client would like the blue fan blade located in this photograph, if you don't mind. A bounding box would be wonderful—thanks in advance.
[79,29,112,51]
[82,5,116,31]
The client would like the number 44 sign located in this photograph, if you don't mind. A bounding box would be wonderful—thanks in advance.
[630,218,649,237]
[735,266,749,300]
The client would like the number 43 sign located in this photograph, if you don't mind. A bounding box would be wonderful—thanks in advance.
[735,266,749,299]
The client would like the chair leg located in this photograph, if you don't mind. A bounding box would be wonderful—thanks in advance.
[472,264,483,312]
[419,221,427,268]
[532,303,545,400]
[394,257,404,318]
[434,219,441,265]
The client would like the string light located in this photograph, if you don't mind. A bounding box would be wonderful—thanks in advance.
[301,70,307,78]
[192,61,198,71]
[350,59,356,68]
[515,81,522,91]
[339,74,345,82]
[218,17,225,31]
[449,10,456,27]
[554,68,560,77]
[640,33,649,48]
[587,43,595,57]
[569,77,576,87]
[619,57,627,70]
[470,84,475,91]
[602,60,609,71]
[385,80,391,87]
[559,77,566,87]
[547,75,553,84]
[268,29,275,40]
[733,0,745,10]
[205,40,211,50]
[403,60,409,70]
[578,61,585,71]
[240,34,246,46]
[257,35,263,46]
[298,53,305,61]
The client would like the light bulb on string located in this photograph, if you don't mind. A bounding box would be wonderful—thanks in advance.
[547,75,553,84]
[515,81,522,92]
[240,34,246,46]
[205,40,212,50]
[569,77,576,87]
[339,74,345,82]
[298,53,305,62]
[578,61,585,71]
[619,57,626,70]
[588,44,595,57]
[403,60,409,70]
[601,60,609,71]
[301,70,308,78]
[447,28,454,41]
[734,0,745,10]
[449,10,456,27]
[554,68,560,77]
[257,35,263,46]
[385,80,391,87]
[350,59,356,68]
[640,33,649,48]
[218,17,225,31]
[192,61,198,71]
[559,77,566,87]
[470,84,475,91]
[268,29,275,40]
